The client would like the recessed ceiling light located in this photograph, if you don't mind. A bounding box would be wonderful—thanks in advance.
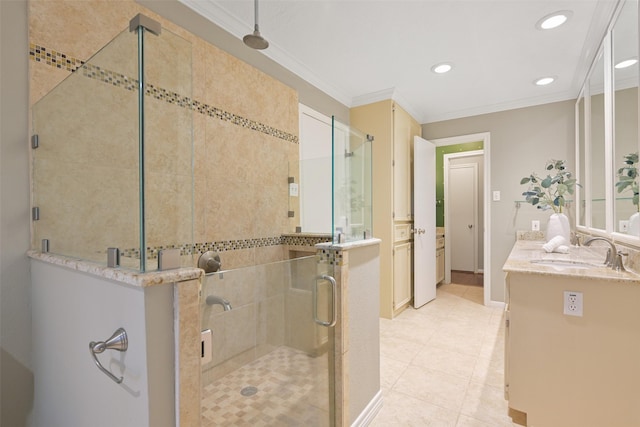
[431,63,452,74]
[615,58,638,69]
[535,77,555,86]
[536,11,573,30]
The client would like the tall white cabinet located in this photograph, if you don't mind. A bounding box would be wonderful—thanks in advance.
[350,100,422,318]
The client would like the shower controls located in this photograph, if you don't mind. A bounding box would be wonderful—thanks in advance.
[201,329,212,365]
[198,251,221,273]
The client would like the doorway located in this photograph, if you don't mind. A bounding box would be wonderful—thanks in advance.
[431,132,492,306]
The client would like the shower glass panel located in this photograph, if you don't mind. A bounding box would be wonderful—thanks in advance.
[332,118,372,243]
[31,21,193,271]
[201,256,335,426]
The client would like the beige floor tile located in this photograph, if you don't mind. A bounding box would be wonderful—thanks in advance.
[427,328,485,357]
[379,355,410,391]
[411,345,478,380]
[471,356,505,389]
[460,381,513,426]
[455,414,500,427]
[393,365,470,411]
[370,389,459,427]
[380,313,439,345]
[379,334,425,364]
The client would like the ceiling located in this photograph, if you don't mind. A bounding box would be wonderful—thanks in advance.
[179,0,618,123]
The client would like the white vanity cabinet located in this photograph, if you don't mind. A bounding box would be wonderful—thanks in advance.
[504,242,640,427]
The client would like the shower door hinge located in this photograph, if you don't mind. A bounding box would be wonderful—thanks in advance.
[392,211,395,219]
[32,207,40,221]
[31,134,39,149]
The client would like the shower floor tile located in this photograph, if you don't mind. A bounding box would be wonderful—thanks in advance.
[201,346,330,427]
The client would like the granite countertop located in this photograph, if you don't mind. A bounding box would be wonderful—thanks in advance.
[28,251,203,287]
[503,240,640,283]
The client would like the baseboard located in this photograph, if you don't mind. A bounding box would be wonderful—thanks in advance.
[486,300,506,309]
[351,389,383,427]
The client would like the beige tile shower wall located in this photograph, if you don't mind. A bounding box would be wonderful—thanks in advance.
[200,264,288,385]
[29,0,300,269]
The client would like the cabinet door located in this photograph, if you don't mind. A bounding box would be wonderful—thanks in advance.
[393,242,412,310]
[393,107,412,221]
[436,249,445,283]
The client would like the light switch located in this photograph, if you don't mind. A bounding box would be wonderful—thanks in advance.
[289,183,299,197]
[492,191,501,201]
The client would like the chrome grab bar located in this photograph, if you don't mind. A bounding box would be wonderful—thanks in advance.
[89,327,128,384]
[313,275,337,328]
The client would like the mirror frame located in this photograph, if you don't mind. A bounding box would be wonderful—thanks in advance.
[611,0,640,245]
[576,0,638,244]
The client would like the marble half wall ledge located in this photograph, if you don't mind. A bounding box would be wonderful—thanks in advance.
[27,250,203,287]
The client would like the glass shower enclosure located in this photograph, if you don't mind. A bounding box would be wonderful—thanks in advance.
[31,15,194,272]
[200,256,335,426]
[294,116,372,243]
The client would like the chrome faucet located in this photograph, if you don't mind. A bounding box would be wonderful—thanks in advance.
[206,295,232,311]
[583,237,626,271]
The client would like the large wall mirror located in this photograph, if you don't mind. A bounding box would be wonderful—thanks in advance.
[613,0,640,237]
[577,0,640,243]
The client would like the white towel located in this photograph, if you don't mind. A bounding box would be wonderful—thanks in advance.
[543,235,567,253]
[555,245,570,254]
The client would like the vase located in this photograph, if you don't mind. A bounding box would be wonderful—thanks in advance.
[546,213,570,244]
[629,212,640,236]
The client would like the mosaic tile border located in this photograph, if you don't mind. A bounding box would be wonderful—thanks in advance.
[317,248,344,266]
[120,235,330,260]
[30,44,299,144]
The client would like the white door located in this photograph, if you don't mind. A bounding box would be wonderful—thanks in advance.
[449,164,477,272]
[413,136,436,308]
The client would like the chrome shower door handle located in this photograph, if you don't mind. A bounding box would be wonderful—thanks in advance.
[313,275,337,328]
[89,327,128,384]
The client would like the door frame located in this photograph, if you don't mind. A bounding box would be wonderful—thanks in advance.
[432,132,494,307]
[446,161,479,274]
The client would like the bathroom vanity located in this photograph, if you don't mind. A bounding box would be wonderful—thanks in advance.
[503,240,640,427]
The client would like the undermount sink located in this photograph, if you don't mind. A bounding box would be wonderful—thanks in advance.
[529,259,599,270]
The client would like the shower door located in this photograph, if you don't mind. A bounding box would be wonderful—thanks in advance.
[200,256,336,427]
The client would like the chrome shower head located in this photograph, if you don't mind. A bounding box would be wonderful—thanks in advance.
[243,28,269,50]
[244,0,269,50]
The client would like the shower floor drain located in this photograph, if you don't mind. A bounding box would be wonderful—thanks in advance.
[240,386,258,397]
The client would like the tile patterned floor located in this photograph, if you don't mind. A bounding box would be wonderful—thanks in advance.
[371,281,520,427]
[201,346,330,427]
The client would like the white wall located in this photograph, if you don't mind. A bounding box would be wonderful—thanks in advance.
[1,0,33,425]
[31,260,174,427]
[424,100,575,302]
[347,243,381,424]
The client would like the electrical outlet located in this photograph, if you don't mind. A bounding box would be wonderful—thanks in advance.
[563,291,583,317]
[532,220,540,231]
[620,220,629,233]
